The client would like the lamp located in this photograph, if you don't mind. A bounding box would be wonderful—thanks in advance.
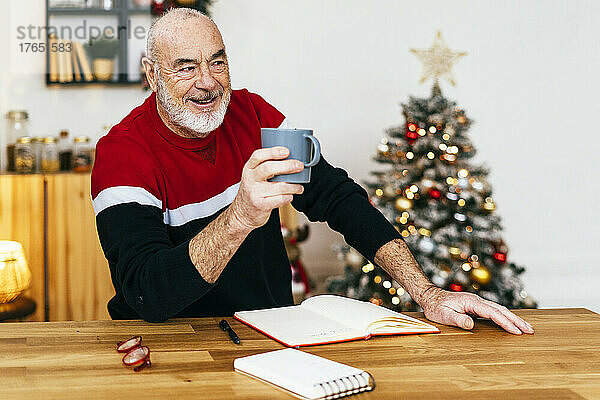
[0,241,31,303]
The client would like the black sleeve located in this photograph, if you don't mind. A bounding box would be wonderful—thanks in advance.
[291,156,401,261]
[96,203,214,322]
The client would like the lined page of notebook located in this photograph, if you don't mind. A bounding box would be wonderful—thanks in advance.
[300,295,436,335]
[235,305,361,346]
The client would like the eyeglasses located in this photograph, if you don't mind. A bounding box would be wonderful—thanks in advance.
[116,336,151,372]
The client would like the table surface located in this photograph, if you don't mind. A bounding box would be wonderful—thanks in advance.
[1,308,599,400]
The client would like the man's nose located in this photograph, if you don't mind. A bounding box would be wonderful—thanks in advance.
[194,64,219,91]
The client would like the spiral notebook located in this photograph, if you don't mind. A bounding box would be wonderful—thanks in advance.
[234,348,375,400]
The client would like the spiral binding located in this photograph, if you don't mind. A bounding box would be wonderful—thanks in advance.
[316,371,375,399]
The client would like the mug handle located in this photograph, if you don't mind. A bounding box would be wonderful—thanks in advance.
[303,133,321,167]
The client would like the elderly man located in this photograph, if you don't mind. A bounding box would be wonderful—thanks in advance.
[91,8,533,335]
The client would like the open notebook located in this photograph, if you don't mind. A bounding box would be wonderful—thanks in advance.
[234,348,375,400]
[234,295,439,347]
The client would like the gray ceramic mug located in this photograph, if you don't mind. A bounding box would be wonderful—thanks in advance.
[261,128,321,183]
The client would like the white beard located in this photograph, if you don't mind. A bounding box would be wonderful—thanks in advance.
[156,71,231,136]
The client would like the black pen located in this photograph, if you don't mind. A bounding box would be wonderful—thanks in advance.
[219,319,240,344]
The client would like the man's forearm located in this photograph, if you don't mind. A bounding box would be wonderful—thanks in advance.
[188,204,252,284]
[373,238,435,305]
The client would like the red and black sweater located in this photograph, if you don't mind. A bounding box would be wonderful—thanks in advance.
[91,89,400,322]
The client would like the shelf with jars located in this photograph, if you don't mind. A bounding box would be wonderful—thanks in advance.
[2,110,95,175]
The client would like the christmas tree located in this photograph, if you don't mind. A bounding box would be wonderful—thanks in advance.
[327,32,536,311]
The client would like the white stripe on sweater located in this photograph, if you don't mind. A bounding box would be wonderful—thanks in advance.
[93,182,240,227]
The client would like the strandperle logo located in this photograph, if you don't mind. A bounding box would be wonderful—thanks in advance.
[16,19,148,41]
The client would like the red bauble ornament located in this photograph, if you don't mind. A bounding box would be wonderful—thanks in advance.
[493,252,507,263]
[429,189,441,199]
[450,283,463,292]
[406,130,419,140]
[407,123,418,131]
[151,0,166,15]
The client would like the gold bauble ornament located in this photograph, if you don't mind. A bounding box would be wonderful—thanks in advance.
[470,265,491,285]
[482,202,496,211]
[448,246,461,259]
[482,197,496,212]
[369,297,383,306]
[394,197,413,212]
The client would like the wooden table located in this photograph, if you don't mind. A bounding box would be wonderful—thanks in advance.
[1,308,599,399]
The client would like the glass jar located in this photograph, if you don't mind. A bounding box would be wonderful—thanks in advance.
[4,110,29,172]
[73,136,92,172]
[15,136,35,173]
[58,130,73,171]
[32,137,43,172]
[41,136,60,173]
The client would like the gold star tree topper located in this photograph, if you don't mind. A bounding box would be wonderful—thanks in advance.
[410,31,466,86]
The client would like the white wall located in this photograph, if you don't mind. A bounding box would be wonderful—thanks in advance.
[2,0,599,311]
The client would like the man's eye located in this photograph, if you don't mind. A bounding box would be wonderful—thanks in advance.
[179,66,195,72]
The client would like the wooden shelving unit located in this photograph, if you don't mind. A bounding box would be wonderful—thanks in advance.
[45,0,152,86]
[44,1,213,86]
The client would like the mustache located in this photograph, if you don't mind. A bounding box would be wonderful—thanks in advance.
[185,88,225,102]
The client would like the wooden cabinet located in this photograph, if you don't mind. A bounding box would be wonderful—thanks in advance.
[0,175,45,321]
[1,174,300,322]
[46,175,114,321]
[0,174,114,321]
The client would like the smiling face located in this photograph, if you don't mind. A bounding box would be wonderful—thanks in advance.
[143,13,231,137]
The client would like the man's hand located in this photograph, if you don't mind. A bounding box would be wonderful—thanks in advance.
[230,146,304,230]
[189,146,303,284]
[374,239,534,335]
[419,286,534,335]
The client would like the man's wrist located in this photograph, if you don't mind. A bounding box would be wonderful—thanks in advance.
[374,238,439,307]
[412,283,439,307]
[225,201,256,236]
[188,201,254,284]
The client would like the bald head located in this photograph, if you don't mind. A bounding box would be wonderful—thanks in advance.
[146,8,223,63]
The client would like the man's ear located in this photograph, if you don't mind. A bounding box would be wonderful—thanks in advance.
[141,57,158,92]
